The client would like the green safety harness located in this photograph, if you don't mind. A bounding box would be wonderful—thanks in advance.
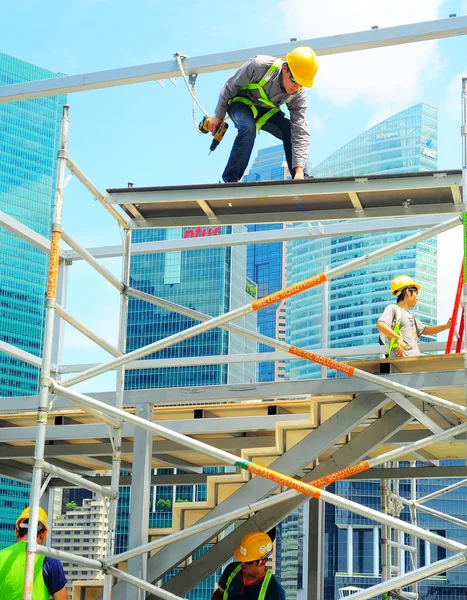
[229,59,294,131]
[388,305,403,354]
[223,564,273,600]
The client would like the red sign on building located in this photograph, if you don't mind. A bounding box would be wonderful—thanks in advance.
[183,226,222,239]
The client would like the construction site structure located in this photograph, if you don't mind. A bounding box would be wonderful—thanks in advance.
[0,15,466,600]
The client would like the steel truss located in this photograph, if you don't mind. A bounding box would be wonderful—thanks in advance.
[0,21,465,600]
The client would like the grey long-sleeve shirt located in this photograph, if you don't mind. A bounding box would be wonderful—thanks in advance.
[214,55,310,169]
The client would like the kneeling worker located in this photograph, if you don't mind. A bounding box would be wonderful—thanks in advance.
[209,47,318,183]
[211,531,285,600]
[376,275,451,357]
[0,506,68,599]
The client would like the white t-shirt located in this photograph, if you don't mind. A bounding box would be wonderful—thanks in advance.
[378,304,426,357]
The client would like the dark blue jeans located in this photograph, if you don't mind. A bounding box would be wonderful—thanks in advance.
[222,102,294,182]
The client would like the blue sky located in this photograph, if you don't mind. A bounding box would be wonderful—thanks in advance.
[2,0,466,390]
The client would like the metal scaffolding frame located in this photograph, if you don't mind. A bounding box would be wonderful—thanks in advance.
[0,17,465,600]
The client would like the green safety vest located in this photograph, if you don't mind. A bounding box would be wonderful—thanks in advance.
[388,305,403,354]
[229,59,294,131]
[223,564,273,600]
[0,541,50,600]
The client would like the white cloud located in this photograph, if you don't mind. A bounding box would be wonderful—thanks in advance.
[279,0,446,121]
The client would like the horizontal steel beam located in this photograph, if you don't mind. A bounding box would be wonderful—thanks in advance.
[46,467,467,488]
[50,466,467,487]
[0,436,273,460]
[0,461,33,483]
[0,370,464,413]
[58,342,446,373]
[1,17,466,103]
[61,215,450,261]
[49,473,209,487]
[0,413,309,442]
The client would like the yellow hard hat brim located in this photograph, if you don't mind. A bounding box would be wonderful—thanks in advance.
[392,282,421,296]
[294,75,315,88]
[233,547,259,562]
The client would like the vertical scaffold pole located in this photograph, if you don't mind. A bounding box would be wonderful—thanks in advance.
[103,227,131,599]
[409,461,418,599]
[381,464,390,586]
[462,78,467,403]
[320,266,329,379]
[22,104,70,600]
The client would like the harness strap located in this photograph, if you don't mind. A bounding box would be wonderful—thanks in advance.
[222,565,273,600]
[388,305,403,354]
[228,59,293,130]
[223,564,242,600]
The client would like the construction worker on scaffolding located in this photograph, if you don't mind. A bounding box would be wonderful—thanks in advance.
[0,506,68,599]
[376,275,451,358]
[209,47,318,183]
[211,531,285,600]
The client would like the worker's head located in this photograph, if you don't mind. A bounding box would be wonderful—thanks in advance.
[15,506,49,543]
[234,532,273,575]
[391,275,421,305]
[283,46,318,94]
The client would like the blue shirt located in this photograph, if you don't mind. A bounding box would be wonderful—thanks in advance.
[218,562,285,600]
[43,556,68,595]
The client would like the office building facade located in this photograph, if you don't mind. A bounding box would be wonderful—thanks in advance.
[0,53,65,548]
[52,496,109,591]
[286,103,439,381]
[126,225,256,390]
[245,146,289,382]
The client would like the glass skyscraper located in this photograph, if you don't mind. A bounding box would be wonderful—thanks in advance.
[126,225,256,390]
[311,103,438,178]
[286,103,438,381]
[0,53,65,548]
[245,146,289,382]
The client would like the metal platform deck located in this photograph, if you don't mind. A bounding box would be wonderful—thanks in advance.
[1,355,465,486]
[106,170,463,227]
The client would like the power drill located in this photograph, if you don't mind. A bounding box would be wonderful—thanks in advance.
[199,116,229,152]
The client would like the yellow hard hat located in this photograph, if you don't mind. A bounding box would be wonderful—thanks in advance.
[286,46,318,88]
[233,532,273,562]
[16,506,49,534]
[391,275,421,297]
